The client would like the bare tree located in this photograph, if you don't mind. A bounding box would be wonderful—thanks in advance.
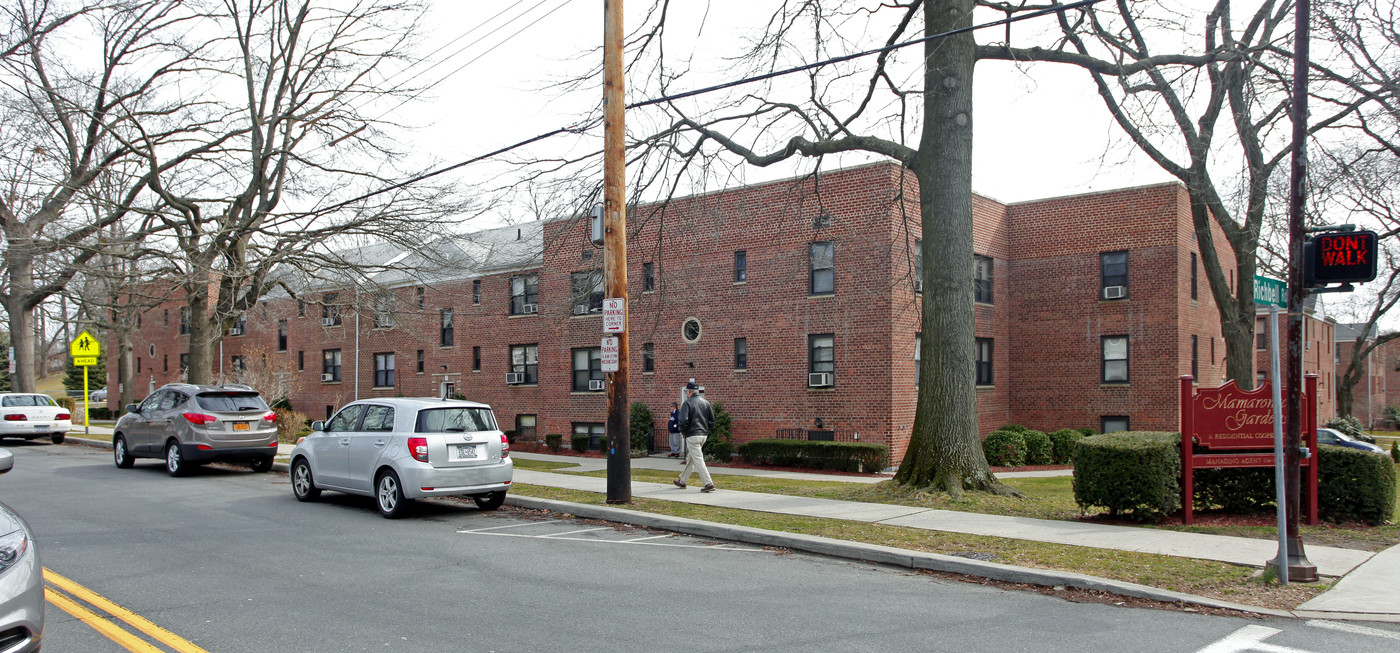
[127,0,467,384]
[0,1,210,392]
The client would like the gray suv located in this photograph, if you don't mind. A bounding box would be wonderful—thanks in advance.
[114,383,279,476]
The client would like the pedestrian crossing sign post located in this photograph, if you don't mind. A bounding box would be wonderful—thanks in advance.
[69,331,102,431]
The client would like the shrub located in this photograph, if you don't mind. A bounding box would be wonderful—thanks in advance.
[503,429,517,444]
[982,429,1027,467]
[1193,468,1275,514]
[54,396,76,413]
[1076,427,1097,437]
[545,433,563,453]
[1317,445,1396,525]
[570,434,589,453]
[1073,432,1180,518]
[629,402,654,454]
[89,407,113,420]
[701,401,733,462]
[1392,441,1399,463]
[275,409,308,444]
[1326,415,1373,443]
[1022,430,1052,465]
[997,424,1029,434]
[1048,429,1084,464]
[736,439,890,473]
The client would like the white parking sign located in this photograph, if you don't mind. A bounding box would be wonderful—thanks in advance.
[601,337,619,372]
[603,298,625,333]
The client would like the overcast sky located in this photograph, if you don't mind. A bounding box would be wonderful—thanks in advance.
[382,1,1191,213]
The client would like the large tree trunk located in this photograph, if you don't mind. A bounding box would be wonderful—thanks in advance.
[4,260,36,393]
[186,287,216,385]
[892,0,1004,496]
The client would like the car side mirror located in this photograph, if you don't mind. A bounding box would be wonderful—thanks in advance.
[0,449,13,475]
[125,403,140,414]
[309,420,325,432]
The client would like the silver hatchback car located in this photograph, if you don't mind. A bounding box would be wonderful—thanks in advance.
[289,398,513,518]
[113,383,279,476]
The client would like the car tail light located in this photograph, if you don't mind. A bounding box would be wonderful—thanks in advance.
[263,412,278,423]
[56,412,71,420]
[3,414,25,421]
[500,433,510,458]
[182,412,217,425]
[268,441,279,447]
[195,444,212,450]
[408,437,429,463]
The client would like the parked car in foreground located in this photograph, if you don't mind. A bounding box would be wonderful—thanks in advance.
[289,397,513,518]
[0,449,44,652]
[1316,427,1387,455]
[113,383,279,476]
[0,393,71,444]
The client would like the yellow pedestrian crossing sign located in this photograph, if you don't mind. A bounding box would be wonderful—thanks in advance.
[70,331,101,359]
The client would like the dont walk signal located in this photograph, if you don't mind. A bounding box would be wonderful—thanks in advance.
[1304,230,1378,287]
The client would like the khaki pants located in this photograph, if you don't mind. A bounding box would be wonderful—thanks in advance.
[679,435,712,486]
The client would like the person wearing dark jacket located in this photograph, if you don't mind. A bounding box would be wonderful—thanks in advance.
[667,403,681,457]
[673,380,716,492]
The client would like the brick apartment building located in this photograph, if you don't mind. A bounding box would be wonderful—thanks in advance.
[109,162,1335,462]
[1333,323,1394,428]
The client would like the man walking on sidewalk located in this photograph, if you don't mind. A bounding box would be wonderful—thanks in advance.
[673,380,716,492]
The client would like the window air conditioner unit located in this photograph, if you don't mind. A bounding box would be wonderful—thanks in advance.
[523,303,538,314]
[808,372,833,387]
[588,379,605,391]
[572,305,589,315]
[320,373,334,382]
[1103,285,1127,300]
[913,280,923,292]
[229,327,243,336]
[505,372,524,385]
[322,317,336,326]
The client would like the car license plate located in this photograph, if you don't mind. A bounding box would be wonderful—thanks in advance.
[33,424,47,430]
[456,444,477,458]
[232,422,250,431]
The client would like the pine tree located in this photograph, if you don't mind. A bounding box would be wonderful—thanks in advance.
[63,353,106,395]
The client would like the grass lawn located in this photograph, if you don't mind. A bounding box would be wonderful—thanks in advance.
[550,464,1400,551]
[509,483,1330,610]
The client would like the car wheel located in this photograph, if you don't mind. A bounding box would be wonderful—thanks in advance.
[113,436,134,469]
[249,456,274,473]
[473,491,507,511]
[291,459,320,501]
[375,469,410,519]
[165,441,190,477]
[51,433,65,444]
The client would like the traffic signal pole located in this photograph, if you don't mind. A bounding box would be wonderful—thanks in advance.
[603,0,631,504]
[1284,0,1316,582]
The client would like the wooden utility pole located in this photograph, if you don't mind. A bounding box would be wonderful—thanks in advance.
[603,0,631,503]
[1283,0,1316,582]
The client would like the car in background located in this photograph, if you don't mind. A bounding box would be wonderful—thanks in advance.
[0,393,71,444]
[0,449,44,652]
[1316,427,1387,455]
[113,383,279,476]
[89,387,107,403]
[289,397,512,518]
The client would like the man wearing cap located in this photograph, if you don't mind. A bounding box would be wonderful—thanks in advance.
[672,380,716,492]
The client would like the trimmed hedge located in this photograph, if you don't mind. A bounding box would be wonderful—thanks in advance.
[997,424,1029,434]
[1318,445,1396,525]
[1022,430,1052,465]
[736,439,889,473]
[55,396,76,413]
[1073,432,1181,517]
[545,433,563,452]
[569,434,589,453]
[1048,429,1084,464]
[982,429,1026,467]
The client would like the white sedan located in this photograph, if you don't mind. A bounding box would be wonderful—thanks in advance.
[0,394,71,444]
[289,397,512,518]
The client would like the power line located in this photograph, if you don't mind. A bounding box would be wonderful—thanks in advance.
[315,0,1103,216]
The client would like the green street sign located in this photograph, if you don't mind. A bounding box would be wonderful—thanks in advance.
[1255,275,1286,308]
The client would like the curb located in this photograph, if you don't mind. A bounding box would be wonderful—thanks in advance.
[54,436,1311,619]
[503,494,1296,619]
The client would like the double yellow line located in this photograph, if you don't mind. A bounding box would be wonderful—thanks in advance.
[43,568,208,653]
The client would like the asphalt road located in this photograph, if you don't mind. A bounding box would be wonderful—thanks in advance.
[3,442,1400,652]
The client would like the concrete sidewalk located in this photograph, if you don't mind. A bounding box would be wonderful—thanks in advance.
[509,451,1399,621]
